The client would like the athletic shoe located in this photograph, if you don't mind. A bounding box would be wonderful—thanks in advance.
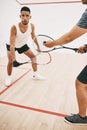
[64,114,87,125]
[33,73,46,80]
[5,76,12,86]
[71,113,87,120]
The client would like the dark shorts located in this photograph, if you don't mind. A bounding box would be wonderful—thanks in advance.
[77,65,87,84]
[6,44,30,54]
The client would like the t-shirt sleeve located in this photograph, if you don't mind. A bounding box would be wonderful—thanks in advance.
[76,9,87,28]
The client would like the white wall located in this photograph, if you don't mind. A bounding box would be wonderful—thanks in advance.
[0,0,87,56]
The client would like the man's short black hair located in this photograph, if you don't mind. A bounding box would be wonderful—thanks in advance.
[20,6,31,13]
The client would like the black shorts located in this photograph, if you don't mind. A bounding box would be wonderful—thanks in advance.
[77,65,87,84]
[6,44,30,54]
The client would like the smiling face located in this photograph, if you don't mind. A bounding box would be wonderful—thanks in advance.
[82,0,87,4]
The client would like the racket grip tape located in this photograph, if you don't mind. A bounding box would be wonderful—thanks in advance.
[13,61,21,67]
[43,41,46,44]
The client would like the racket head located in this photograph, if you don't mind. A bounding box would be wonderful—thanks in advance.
[29,52,52,65]
[32,34,79,53]
[33,34,54,52]
[13,52,52,67]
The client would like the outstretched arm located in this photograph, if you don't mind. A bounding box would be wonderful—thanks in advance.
[44,25,87,48]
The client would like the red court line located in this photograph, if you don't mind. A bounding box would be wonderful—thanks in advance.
[16,0,81,5]
[0,100,69,117]
[0,69,31,95]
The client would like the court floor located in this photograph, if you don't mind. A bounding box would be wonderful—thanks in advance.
[0,51,87,130]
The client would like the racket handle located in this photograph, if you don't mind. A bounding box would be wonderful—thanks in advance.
[13,61,29,67]
[13,61,22,67]
[84,50,87,53]
[73,48,78,52]
[43,41,46,44]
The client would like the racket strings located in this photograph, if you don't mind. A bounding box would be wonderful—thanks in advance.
[34,34,79,53]
[30,52,52,65]
[34,35,54,52]
[15,34,79,67]
[16,52,52,66]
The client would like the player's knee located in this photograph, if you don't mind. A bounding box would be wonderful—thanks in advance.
[8,59,13,66]
[31,55,36,62]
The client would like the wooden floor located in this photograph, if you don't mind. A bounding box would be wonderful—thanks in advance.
[0,51,87,130]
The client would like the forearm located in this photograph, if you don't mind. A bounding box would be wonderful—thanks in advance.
[50,26,85,47]
[53,33,75,46]
[33,37,40,49]
[10,43,16,61]
[10,25,17,61]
